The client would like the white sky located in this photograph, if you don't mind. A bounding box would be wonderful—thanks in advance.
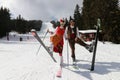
[0,0,83,21]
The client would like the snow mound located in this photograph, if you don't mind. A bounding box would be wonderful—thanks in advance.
[39,22,55,34]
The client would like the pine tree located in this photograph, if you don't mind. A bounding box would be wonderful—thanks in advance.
[82,0,120,43]
[16,15,27,33]
[82,0,92,29]
[64,18,69,27]
[74,4,83,29]
[101,0,120,43]
[69,16,73,21]
[0,7,11,37]
[108,0,120,43]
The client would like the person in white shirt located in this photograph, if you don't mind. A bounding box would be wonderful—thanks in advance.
[65,19,93,62]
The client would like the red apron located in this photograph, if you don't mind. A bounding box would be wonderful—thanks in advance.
[53,27,65,53]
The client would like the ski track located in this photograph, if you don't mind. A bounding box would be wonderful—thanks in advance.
[3,41,119,80]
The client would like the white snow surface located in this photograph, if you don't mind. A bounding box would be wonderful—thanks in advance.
[0,22,120,80]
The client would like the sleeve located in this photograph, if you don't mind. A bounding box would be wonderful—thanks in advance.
[54,27,59,34]
[76,27,80,38]
[64,27,68,40]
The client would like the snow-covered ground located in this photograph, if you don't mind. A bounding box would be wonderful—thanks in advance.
[0,22,120,80]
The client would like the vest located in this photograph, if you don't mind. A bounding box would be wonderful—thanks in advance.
[67,26,77,39]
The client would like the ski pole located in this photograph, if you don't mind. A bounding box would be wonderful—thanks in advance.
[66,40,70,80]
[36,30,48,55]
[67,40,69,68]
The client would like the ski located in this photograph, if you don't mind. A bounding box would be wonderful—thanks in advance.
[73,63,79,69]
[69,62,80,71]
[56,67,62,77]
[91,18,100,71]
[31,29,57,63]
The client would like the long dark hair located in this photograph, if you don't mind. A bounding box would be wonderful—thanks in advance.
[68,19,77,33]
[67,25,77,35]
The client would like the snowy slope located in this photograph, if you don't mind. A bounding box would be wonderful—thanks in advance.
[0,22,120,80]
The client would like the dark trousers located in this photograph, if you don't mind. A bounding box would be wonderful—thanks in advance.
[68,39,75,60]
[68,37,88,60]
[75,37,88,47]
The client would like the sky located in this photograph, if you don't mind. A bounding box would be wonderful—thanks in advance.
[0,0,83,21]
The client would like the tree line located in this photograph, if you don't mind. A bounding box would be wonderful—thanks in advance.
[64,0,120,44]
[1,0,120,44]
[81,0,120,44]
[0,7,42,38]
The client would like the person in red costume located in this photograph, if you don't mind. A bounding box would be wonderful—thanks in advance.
[48,19,65,66]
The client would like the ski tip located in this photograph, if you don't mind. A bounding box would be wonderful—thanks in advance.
[56,69,62,78]
[31,29,36,32]
[56,73,62,78]
[56,75,61,78]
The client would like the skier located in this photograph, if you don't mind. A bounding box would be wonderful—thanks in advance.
[65,19,93,63]
[48,19,66,66]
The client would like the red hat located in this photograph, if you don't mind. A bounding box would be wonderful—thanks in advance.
[60,19,64,22]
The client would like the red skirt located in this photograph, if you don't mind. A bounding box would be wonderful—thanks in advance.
[53,40,63,53]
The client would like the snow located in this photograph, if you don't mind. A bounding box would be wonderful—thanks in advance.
[0,22,120,80]
[79,30,97,33]
[79,30,102,34]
